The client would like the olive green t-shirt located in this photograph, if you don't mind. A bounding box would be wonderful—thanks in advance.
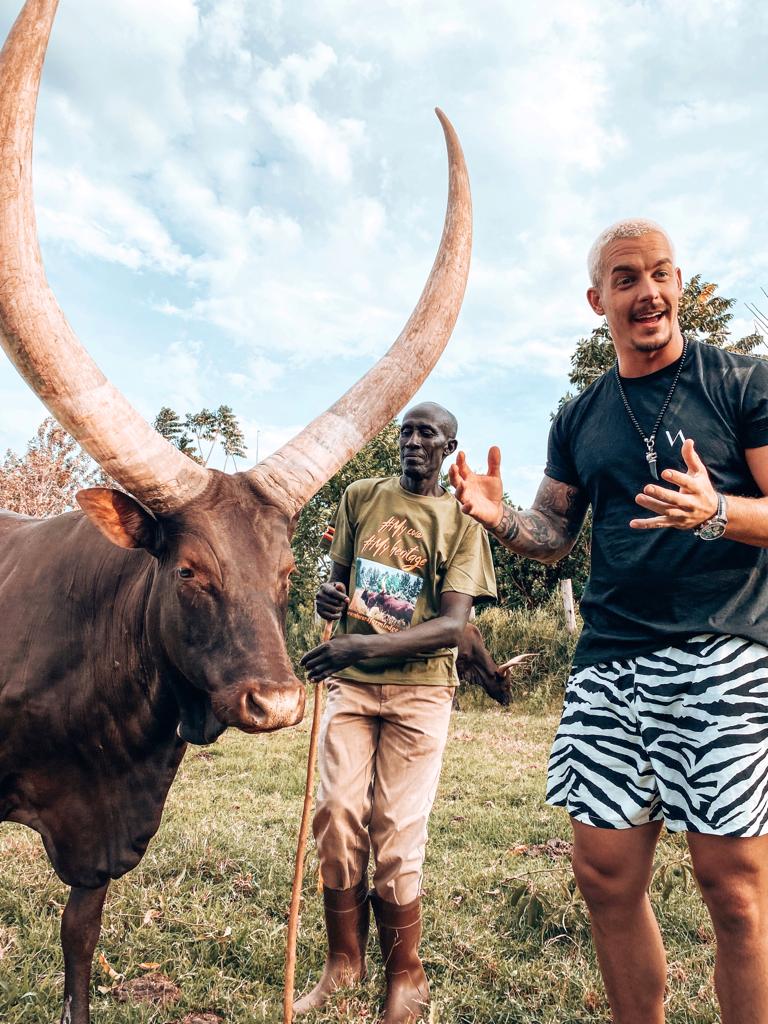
[329,476,497,685]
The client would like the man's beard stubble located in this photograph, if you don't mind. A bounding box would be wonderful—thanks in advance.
[632,335,671,353]
[630,318,674,353]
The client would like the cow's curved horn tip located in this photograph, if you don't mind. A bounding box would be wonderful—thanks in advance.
[434,107,457,140]
[498,652,538,673]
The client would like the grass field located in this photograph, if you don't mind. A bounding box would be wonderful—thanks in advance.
[0,690,720,1023]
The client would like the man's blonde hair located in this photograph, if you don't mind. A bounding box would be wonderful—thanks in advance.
[588,219,675,288]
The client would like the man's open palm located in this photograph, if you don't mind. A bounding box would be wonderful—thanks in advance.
[449,447,504,528]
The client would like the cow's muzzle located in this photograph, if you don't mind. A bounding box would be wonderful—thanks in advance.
[231,680,306,733]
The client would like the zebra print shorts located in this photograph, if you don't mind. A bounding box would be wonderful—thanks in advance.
[546,634,768,835]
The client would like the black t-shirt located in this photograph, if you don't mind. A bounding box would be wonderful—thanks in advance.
[546,339,768,666]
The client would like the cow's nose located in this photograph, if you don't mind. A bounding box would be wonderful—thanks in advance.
[237,682,305,733]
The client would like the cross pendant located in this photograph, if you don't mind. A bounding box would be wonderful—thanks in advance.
[646,450,659,480]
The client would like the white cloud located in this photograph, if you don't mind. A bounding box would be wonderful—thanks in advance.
[262,42,339,96]
[254,44,367,183]
[37,0,199,174]
[200,0,251,66]
[489,55,625,174]
[143,341,206,412]
[226,355,285,393]
[246,206,303,244]
[36,166,191,274]
[341,55,380,81]
[324,0,484,59]
[661,99,750,135]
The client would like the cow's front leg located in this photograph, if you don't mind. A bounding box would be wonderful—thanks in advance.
[60,883,109,1024]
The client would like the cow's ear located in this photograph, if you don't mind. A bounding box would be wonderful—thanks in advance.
[77,488,159,551]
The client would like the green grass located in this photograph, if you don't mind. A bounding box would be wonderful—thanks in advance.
[0,696,719,1023]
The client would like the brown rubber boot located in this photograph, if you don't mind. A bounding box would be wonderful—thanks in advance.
[293,879,369,1016]
[371,892,429,1024]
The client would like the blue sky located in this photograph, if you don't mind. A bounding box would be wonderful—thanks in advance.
[1,0,767,505]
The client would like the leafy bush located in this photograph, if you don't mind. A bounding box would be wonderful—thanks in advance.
[505,870,590,938]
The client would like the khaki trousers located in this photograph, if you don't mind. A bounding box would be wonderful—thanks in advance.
[313,680,455,905]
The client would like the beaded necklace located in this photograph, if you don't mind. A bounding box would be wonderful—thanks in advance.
[613,337,688,480]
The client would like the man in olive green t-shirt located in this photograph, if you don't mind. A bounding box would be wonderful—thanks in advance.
[296,403,496,1024]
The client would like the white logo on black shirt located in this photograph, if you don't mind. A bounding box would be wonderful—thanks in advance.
[665,429,686,448]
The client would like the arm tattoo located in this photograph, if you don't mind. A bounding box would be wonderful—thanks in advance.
[491,479,587,564]
[492,503,520,542]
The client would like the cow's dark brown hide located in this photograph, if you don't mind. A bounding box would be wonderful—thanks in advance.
[0,471,304,889]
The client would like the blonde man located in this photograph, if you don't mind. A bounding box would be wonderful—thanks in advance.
[453,220,768,1024]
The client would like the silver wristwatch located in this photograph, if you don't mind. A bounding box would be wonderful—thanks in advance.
[693,493,728,541]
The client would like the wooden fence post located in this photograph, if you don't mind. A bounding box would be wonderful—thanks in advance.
[560,578,577,634]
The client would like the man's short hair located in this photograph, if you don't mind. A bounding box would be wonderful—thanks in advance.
[403,402,458,440]
[587,219,676,288]
[439,408,458,440]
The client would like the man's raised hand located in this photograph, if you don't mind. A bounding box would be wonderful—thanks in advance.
[631,438,719,530]
[449,447,505,528]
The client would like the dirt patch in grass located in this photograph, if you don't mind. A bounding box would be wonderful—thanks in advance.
[174,1013,223,1024]
[113,972,181,1006]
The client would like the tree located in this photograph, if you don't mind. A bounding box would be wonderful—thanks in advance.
[153,405,247,469]
[216,405,248,467]
[154,406,201,461]
[289,421,401,615]
[0,418,98,517]
[494,276,766,610]
[0,402,250,521]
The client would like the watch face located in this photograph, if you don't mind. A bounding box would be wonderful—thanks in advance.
[698,519,726,540]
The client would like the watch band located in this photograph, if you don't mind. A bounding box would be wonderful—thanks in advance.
[693,492,728,540]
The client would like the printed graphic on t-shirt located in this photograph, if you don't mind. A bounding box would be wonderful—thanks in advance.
[348,556,424,634]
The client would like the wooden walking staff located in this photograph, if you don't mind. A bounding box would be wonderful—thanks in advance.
[283,525,336,1023]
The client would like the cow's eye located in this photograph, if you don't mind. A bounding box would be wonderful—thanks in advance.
[177,567,195,580]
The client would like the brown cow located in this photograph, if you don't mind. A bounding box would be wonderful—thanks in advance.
[374,591,416,624]
[0,4,473,1023]
[456,623,536,705]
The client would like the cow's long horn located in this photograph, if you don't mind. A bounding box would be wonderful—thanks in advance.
[249,108,472,516]
[0,0,210,514]
[498,653,538,675]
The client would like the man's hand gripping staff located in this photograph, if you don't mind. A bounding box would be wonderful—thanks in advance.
[300,583,367,682]
[449,447,588,565]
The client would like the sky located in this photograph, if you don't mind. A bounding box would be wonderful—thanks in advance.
[1,0,767,505]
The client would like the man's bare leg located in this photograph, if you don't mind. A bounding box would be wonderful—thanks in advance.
[571,818,666,1024]
[688,833,768,1024]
